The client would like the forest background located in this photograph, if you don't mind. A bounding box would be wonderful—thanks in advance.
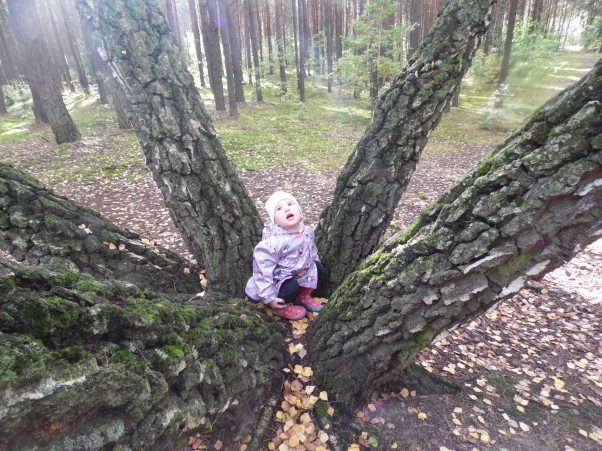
[1,0,601,450]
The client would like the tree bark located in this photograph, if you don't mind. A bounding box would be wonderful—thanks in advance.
[43,0,76,93]
[80,15,109,105]
[0,85,7,114]
[0,163,201,294]
[325,0,333,93]
[187,0,207,88]
[7,0,81,144]
[77,0,263,296]
[309,58,602,407]
[0,257,284,449]
[316,0,495,293]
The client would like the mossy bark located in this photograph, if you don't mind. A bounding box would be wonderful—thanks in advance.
[0,257,284,449]
[77,0,262,296]
[0,163,201,294]
[308,58,602,408]
[316,0,496,293]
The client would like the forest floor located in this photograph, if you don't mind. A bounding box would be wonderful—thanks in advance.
[1,51,601,450]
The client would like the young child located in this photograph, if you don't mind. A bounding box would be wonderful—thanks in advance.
[246,191,325,320]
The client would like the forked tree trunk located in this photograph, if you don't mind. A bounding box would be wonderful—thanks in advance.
[77,0,263,296]
[316,0,495,293]
[309,58,602,407]
[0,257,284,449]
[7,0,81,144]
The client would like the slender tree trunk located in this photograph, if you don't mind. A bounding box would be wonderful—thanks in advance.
[325,0,333,93]
[315,0,495,293]
[265,0,274,75]
[44,0,76,93]
[199,0,226,110]
[77,0,262,296]
[227,0,246,102]
[217,0,238,116]
[275,0,287,90]
[165,0,181,46]
[408,0,422,59]
[248,0,264,101]
[80,15,109,104]
[309,58,602,407]
[292,0,300,88]
[335,0,343,58]
[188,0,207,87]
[0,85,7,114]
[7,0,81,143]
[499,0,518,86]
[59,0,90,94]
[297,0,306,102]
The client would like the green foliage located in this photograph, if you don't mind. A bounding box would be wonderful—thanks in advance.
[580,16,602,52]
[336,0,409,99]
[507,20,563,79]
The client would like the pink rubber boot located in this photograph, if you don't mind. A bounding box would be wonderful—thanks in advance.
[296,287,323,312]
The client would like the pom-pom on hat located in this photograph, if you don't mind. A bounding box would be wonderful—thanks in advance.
[265,191,302,224]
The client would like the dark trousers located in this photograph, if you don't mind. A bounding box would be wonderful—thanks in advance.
[278,261,326,303]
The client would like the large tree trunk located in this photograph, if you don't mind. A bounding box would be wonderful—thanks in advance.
[187,0,207,88]
[309,58,602,408]
[0,257,284,449]
[226,0,246,103]
[7,0,81,144]
[217,0,239,116]
[198,0,226,111]
[316,0,495,293]
[0,163,201,294]
[77,0,263,296]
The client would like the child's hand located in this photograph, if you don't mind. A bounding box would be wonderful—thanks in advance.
[269,298,286,310]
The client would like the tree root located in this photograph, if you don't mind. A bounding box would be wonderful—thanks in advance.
[247,376,284,451]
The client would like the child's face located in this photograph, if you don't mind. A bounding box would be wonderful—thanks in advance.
[274,198,302,232]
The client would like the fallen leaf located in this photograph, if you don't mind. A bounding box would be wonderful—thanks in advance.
[214,440,223,450]
[418,412,427,420]
[319,391,328,401]
[519,422,530,432]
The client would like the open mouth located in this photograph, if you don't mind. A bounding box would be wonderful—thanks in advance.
[286,213,294,220]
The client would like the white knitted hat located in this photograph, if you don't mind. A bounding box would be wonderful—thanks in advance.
[265,191,302,224]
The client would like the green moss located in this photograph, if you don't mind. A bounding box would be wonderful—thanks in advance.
[53,345,89,363]
[110,349,136,366]
[397,327,437,363]
[0,276,16,293]
[162,345,185,360]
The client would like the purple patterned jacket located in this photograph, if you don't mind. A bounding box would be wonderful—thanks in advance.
[245,221,320,304]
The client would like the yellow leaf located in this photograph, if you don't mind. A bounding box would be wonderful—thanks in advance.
[318,431,329,443]
[214,440,223,450]
[302,367,313,377]
[278,444,289,451]
[452,418,462,426]
[294,365,303,374]
[300,413,311,424]
[288,435,300,447]
[418,412,427,420]
[268,443,276,450]
[305,385,316,394]
[400,388,409,398]
[319,391,328,401]
[391,443,398,449]
[519,422,530,432]
[579,429,588,437]
[368,403,377,412]
[554,378,565,390]
[481,433,490,443]
[309,395,319,405]
[240,445,247,451]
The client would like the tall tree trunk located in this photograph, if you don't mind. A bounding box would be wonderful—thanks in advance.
[0,85,7,114]
[77,0,262,296]
[59,0,91,94]
[226,0,246,102]
[297,0,306,102]
[292,0,300,88]
[44,0,76,93]
[80,16,109,104]
[530,0,544,25]
[7,0,81,144]
[198,0,226,110]
[0,255,284,449]
[248,0,264,101]
[309,58,602,407]
[408,0,422,59]
[325,0,333,93]
[265,0,274,75]
[335,0,343,58]
[499,0,518,86]
[275,0,287,90]
[165,0,181,46]
[187,0,207,87]
[217,0,238,116]
[315,0,495,293]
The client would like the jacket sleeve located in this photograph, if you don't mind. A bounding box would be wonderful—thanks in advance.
[252,240,280,303]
